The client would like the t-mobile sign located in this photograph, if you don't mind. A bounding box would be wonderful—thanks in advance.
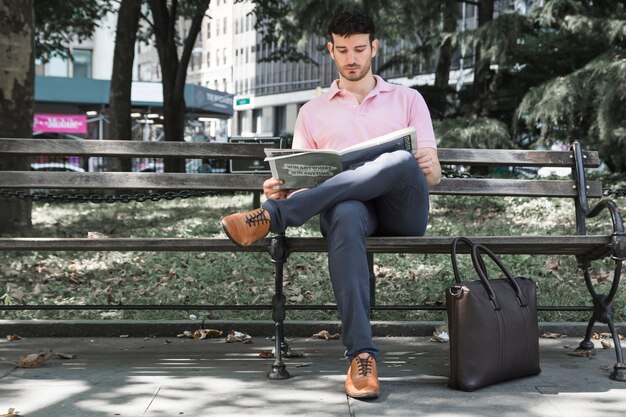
[33,114,88,134]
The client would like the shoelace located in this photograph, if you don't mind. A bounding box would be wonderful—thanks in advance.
[245,209,270,227]
[355,355,374,377]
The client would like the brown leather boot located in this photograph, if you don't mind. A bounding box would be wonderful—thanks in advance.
[344,353,380,399]
[220,208,271,247]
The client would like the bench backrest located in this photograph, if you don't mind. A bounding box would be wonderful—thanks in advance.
[0,138,601,195]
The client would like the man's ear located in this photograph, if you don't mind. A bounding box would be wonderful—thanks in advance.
[371,39,379,58]
[327,41,335,60]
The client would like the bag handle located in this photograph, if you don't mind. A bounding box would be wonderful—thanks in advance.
[451,237,501,310]
[471,243,528,307]
[451,237,487,284]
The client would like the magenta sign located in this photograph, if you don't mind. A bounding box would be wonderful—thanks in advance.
[33,114,88,134]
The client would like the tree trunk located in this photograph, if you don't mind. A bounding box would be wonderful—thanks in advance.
[434,0,457,90]
[108,0,142,173]
[434,0,459,116]
[148,0,210,173]
[472,0,495,116]
[0,0,35,235]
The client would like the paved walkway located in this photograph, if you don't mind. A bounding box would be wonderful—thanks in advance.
[1,334,625,417]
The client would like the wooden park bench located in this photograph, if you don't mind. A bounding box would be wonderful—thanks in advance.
[0,137,624,381]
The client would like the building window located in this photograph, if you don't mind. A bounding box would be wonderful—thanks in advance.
[252,108,260,133]
[206,22,211,38]
[237,111,244,135]
[207,51,211,66]
[223,17,227,35]
[223,48,227,65]
[273,105,286,136]
[216,49,221,66]
[72,49,92,78]
[138,63,152,81]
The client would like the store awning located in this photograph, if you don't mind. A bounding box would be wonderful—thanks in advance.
[35,76,234,118]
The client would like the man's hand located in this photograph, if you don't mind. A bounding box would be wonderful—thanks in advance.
[414,147,441,188]
[263,177,290,199]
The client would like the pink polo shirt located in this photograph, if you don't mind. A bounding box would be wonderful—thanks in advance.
[293,75,437,151]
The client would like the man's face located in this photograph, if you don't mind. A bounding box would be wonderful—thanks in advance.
[328,33,378,82]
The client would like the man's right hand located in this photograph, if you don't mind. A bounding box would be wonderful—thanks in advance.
[263,177,290,199]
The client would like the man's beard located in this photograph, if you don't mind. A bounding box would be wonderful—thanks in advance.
[338,60,372,82]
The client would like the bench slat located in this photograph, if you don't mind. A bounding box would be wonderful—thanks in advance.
[0,172,603,198]
[433,178,603,198]
[0,171,265,191]
[0,139,269,159]
[0,235,610,256]
[0,139,599,166]
[438,148,599,167]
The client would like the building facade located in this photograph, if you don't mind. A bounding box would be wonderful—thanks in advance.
[132,0,538,139]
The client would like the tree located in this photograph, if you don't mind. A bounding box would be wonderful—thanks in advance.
[0,0,35,235]
[472,0,495,116]
[514,0,626,170]
[434,0,459,92]
[34,0,114,63]
[147,0,211,172]
[108,0,142,173]
[0,0,113,234]
[252,0,450,86]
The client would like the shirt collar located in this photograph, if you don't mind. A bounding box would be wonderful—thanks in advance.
[327,75,393,101]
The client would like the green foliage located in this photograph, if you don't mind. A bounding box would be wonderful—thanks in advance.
[516,52,626,170]
[251,0,444,68]
[433,116,512,149]
[472,12,532,66]
[34,0,115,62]
[2,191,623,323]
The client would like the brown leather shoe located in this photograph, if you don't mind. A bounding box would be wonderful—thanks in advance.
[220,208,271,247]
[345,353,380,399]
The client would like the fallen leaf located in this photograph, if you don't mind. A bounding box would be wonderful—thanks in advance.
[258,350,274,358]
[601,340,613,349]
[6,334,21,341]
[545,258,559,271]
[567,350,595,358]
[18,353,50,368]
[430,326,449,343]
[87,232,108,239]
[562,344,571,349]
[257,348,306,358]
[226,330,252,343]
[541,332,566,339]
[54,352,77,359]
[284,348,306,358]
[311,330,341,340]
[119,334,129,338]
[193,329,223,340]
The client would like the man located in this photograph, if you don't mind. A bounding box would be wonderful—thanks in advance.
[221,8,440,399]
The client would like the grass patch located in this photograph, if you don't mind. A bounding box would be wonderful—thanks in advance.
[1,192,625,322]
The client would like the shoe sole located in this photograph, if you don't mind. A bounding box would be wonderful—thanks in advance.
[346,391,380,399]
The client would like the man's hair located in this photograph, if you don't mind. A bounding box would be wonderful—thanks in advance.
[327,8,376,43]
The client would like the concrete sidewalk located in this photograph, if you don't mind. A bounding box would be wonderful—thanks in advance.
[1,331,626,417]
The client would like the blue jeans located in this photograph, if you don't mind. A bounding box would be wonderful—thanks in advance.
[262,150,430,358]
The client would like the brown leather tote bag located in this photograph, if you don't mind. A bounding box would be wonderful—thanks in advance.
[446,237,541,391]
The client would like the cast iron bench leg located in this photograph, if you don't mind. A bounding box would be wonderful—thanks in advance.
[267,233,290,380]
[576,258,626,381]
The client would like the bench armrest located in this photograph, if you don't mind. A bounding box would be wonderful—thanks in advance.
[586,198,626,261]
